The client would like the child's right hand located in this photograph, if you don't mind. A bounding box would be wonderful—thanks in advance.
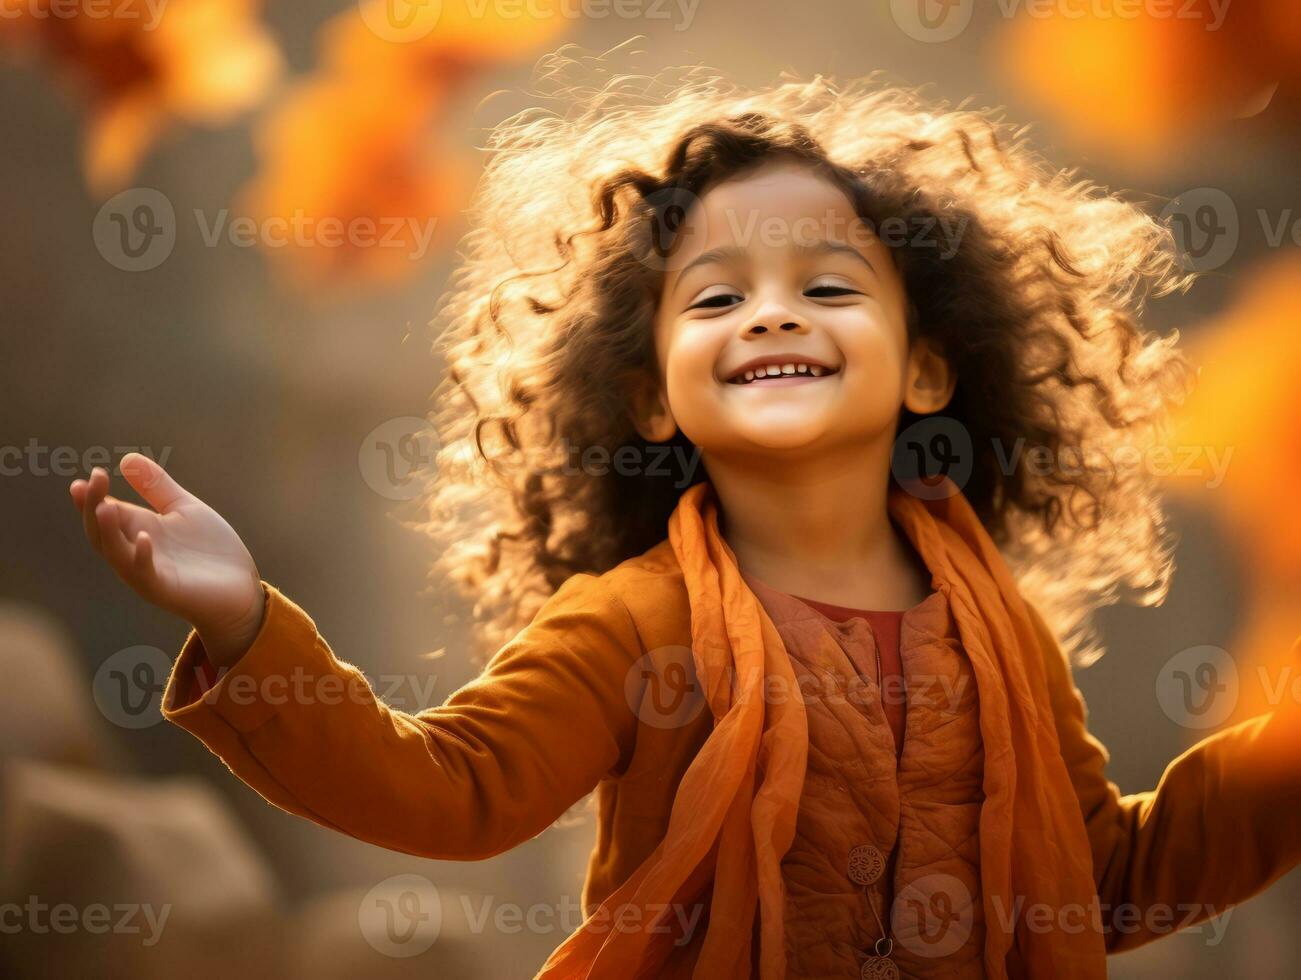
[69,452,266,669]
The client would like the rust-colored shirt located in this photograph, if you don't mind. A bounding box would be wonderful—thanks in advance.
[790,596,906,760]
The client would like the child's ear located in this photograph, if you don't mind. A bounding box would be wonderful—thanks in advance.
[903,336,957,414]
[627,372,679,442]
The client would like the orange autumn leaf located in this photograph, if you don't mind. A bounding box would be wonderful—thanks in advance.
[1158,255,1301,738]
[236,73,468,291]
[996,0,1301,168]
[237,0,566,291]
[0,0,281,194]
[1166,253,1301,578]
[328,0,569,76]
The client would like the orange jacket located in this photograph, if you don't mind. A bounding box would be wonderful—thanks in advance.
[161,484,1301,978]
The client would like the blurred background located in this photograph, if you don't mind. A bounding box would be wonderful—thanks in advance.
[2,0,1299,976]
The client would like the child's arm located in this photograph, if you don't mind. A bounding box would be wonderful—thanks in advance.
[162,573,641,860]
[1029,603,1301,952]
[71,454,642,860]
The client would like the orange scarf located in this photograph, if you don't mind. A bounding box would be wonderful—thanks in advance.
[539,478,1107,978]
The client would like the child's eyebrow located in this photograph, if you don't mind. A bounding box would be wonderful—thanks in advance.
[793,238,879,279]
[673,244,747,284]
[671,238,878,291]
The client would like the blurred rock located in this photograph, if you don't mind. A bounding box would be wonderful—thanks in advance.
[0,758,285,979]
[0,601,122,770]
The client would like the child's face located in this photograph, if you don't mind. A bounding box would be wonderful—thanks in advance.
[635,158,953,463]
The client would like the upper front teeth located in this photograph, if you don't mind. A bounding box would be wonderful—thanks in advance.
[736,363,827,383]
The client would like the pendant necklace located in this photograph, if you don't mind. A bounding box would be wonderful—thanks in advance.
[854,638,898,979]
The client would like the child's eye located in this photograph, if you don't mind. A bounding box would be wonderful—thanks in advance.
[687,292,743,310]
[805,284,861,297]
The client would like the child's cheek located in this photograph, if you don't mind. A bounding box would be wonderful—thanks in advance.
[835,315,911,423]
[658,333,719,432]
[665,326,722,389]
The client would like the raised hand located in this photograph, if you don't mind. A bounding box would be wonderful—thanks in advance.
[70,453,266,668]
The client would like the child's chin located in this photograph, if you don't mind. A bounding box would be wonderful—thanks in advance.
[730,421,834,454]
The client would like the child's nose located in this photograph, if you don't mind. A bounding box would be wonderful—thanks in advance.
[742,296,809,335]
[745,319,808,335]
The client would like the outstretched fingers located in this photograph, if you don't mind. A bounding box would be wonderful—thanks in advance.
[119,452,190,513]
[132,529,161,592]
[70,461,173,605]
[77,468,109,552]
[95,497,145,586]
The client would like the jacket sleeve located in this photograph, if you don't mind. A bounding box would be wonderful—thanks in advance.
[1029,602,1301,953]
[160,573,644,861]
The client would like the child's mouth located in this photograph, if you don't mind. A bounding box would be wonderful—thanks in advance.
[724,364,840,387]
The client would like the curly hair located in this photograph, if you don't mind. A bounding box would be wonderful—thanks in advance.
[419,44,1195,668]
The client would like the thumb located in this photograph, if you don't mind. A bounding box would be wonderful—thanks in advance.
[119,452,190,512]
